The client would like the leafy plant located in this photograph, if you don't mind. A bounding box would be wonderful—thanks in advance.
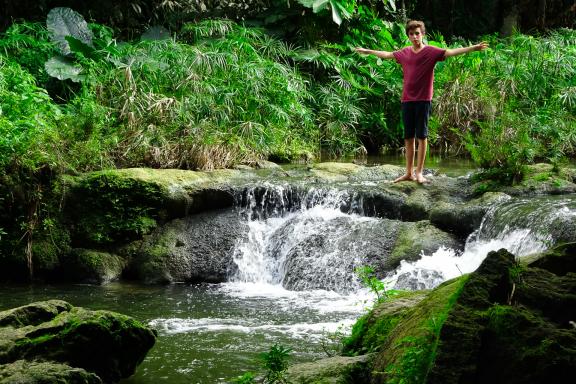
[45,7,94,82]
[355,265,388,301]
[261,344,292,384]
[232,372,256,384]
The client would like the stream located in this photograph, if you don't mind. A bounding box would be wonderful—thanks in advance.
[1,168,575,383]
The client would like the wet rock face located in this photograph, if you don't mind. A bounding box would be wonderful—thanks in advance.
[393,269,444,291]
[274,216,401,293]
[133,209,249,283]
[0,300,156,383]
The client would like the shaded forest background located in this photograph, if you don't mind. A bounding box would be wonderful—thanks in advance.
[1,0,575,38]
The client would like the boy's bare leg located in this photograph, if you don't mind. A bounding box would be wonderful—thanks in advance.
[394,138,416,182]
[415,138,429,183]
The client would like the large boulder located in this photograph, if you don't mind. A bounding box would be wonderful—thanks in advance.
[131,209,248,284]
[342,247,576,383]
[57,249,126,284]
[275,215,459,293]
[0,300,156,383]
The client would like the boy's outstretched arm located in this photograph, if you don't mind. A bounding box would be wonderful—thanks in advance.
[355,47,395,59]
[444,42,489,58]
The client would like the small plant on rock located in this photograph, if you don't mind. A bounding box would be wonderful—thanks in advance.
[355,265,389,302]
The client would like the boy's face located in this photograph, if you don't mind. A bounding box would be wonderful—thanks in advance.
[408,28,424,48]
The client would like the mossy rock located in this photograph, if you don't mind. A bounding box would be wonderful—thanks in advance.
[429,192,511,238]
[58,249,127,284]
[286,355,371,384]
[0,360,102,384]
[309,163,361,182]
[472,164,576,196]
[0,301,156,383]
[523,242,576,276]
[308,163,408,183]
[387,220,462,271]
[351,164,405,182]
[370,277,467,383]
[342,291,429,355]
[0,300,72,328]
[61,168,238,246]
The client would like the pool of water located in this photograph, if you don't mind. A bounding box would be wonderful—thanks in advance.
[0,282,370,384]
[321,152,478,177]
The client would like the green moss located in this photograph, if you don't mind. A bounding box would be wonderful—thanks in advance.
[15,333,55,346]
[65,171,165,245]
[370,276,469,383]
[342,290,429,356]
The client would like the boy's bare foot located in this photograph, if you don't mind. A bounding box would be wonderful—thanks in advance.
[394,174,416,183]
[415,173,429,184]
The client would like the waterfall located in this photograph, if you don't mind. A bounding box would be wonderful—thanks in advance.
[230,183,377,293]
[388,194,576,290]
[229,182,576,293]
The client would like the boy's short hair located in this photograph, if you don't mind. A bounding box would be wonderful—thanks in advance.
[406,20,426,35]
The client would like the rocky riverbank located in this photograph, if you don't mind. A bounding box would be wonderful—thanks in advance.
[287,242,576,383]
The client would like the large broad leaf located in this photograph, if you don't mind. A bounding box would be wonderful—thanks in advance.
[66,36,97,58]
[298,0,354,26]
[47,7,93,56]
[45,56,86,82]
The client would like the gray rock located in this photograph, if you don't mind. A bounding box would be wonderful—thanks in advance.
[0,360,102,384]
[277,216,401,293]
[133,209,248,283]
[286,355,371,384]
[430,192,511,238]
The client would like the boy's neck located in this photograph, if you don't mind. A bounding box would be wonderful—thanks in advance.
[411,43,425,53]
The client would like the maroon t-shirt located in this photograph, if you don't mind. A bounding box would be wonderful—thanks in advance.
[393,45,446,102]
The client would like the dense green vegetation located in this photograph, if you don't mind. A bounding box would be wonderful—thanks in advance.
[0,3,575,279]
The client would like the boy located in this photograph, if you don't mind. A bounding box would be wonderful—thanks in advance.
[356,20,488,183]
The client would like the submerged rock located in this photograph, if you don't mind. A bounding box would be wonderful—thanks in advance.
[0,300,156,383]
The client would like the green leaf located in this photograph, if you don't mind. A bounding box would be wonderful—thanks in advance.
[66,36,97,58]
[47,7,93,56]
[44,55,85,82]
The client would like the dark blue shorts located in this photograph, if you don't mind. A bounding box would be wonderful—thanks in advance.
[402,101,432,139]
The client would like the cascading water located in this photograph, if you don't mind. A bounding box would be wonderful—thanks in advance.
[388,194,576,290]
[231,182,377,292]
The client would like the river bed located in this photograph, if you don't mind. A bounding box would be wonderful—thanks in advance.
[0,281,369,383]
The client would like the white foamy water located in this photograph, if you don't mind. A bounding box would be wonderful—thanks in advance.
[388,195,576,290]
[149,316,357,341]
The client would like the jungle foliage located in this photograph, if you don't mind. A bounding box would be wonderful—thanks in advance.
[0,3,575,279]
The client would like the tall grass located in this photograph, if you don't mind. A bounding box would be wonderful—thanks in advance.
[434,29,576,181]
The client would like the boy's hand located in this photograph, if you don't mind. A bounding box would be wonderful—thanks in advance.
[475,42,489,51]
[355,47,370,54]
